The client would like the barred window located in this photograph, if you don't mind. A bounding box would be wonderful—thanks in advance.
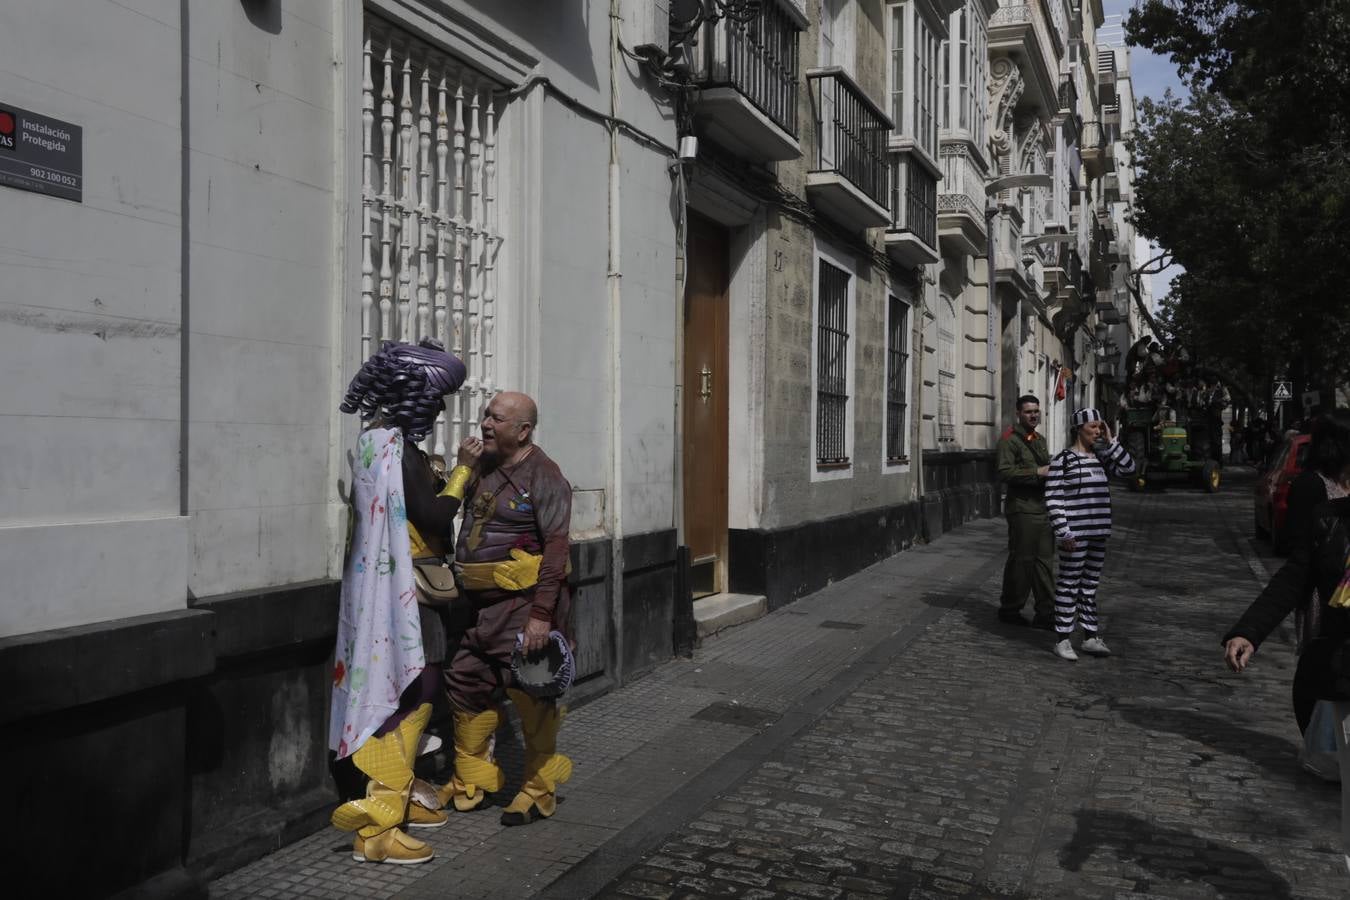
[816,260,851,466]
[361,16,506,458]
[886,296,910,462]
[937,295,957,444]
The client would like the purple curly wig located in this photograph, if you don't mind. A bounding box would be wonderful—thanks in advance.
[340,339,467,441]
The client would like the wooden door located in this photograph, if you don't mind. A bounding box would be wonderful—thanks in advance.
[683,214,730,598]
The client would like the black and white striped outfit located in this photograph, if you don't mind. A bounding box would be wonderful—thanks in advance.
[1045,441,1135,635]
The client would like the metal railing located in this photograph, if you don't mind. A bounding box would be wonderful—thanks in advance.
[808,68,891,210]
[892,154,937,249]
[938,144,986,221]
[1057,76,1077,115]
[701,0,802,137]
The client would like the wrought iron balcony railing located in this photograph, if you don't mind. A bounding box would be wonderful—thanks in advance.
[697,0,802,137]
[892,154,937,250]
[808,68,891,211]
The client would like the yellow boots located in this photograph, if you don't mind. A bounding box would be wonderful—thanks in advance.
[500,689,572,827]
[331,704,438,864]
[436,707,505,812]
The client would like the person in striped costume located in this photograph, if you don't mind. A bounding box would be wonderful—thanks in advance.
[1045,407,1136,661]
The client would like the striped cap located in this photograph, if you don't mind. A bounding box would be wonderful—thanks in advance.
[1072,407,1104,426]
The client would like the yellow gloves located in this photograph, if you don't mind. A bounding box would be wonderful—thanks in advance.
[493,548,542,591]
[441,465,474,501]
[1330,554,1350,609]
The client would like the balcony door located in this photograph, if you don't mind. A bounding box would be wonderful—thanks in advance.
[683,214,731,599]
[818,0,854,171]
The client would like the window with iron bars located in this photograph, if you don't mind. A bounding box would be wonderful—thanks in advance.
[886,295,910,462]
[937,295,957,443]
[816,260,851,466]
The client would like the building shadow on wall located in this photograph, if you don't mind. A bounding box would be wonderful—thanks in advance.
[240,0,282,35]
[1060,809,1295,899]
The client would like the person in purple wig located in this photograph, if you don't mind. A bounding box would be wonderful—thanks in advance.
[328,338,482,865]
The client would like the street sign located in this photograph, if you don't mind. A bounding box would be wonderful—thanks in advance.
[0,102,82,203]
[1273,381,1293,402]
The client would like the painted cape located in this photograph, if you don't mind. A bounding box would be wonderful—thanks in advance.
[329,427,425,759]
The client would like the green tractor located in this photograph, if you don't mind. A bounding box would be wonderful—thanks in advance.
[1121,408,1222,492]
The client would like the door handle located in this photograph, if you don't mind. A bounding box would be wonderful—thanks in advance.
[700,365,712,404]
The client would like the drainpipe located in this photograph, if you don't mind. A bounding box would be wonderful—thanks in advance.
[607,0,625,684]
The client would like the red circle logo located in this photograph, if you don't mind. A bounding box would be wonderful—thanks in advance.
[0,112,14,134]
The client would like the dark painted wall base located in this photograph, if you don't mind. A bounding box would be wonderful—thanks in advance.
[921,450,1001,540]
[1,531,682,896]
[728,500,925,611]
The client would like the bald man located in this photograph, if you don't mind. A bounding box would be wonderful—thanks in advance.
[438,391,575,827]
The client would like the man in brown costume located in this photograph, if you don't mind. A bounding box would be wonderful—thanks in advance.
[438,391,575,826]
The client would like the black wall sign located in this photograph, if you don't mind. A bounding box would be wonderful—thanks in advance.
[0,103,83,203]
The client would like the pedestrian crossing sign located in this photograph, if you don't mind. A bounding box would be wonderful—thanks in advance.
[1273,381,1293,402]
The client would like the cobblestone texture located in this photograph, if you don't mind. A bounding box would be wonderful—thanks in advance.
[211,472,1348,899]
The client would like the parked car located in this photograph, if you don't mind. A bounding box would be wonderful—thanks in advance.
[1254,433,1312,554]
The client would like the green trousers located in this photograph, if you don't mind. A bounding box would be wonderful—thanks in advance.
[1000,511,1055,618]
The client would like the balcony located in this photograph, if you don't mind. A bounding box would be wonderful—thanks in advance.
[1079,120,1110,178]
[1095,288,1125,324]
[937,141,988,257]
[1097,46,1118,89]
[806,68,893,229]
[1103,172,1120,202]
[1056,76,1078,116]
[1102,100,1121,126]
[886,152,940,266]
[689,0,805,162]
[989,2,1059,111]
[992,204,1035,297]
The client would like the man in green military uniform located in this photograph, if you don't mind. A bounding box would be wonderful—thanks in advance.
[996,394,1055,628]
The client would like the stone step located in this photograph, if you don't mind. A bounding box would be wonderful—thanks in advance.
[692,592,767,639]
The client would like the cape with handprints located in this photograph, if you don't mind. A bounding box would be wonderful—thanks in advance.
[328,427,425,759]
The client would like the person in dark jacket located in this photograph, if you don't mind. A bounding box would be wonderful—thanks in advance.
[1223,409,1350,730]
[995,395,1055,628]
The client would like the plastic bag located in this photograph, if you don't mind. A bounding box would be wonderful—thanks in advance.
[1300,700,1343,783]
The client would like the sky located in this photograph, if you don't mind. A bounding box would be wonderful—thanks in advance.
[1100,0,1187,305]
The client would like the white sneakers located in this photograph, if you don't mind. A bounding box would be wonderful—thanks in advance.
[1054,636,1111,660]
[1053,639,1078,661]
[1080,636,1111,656]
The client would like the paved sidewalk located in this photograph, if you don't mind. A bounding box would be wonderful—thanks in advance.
[210,511,1004,900]
[211,475,1349,899]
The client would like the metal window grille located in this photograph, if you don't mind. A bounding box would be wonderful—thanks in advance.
[361,16,505,458]
[937,297,957,443]
[886,296,909,461]
[816,260,850,465]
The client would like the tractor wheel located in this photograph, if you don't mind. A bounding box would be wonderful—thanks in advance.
[1201,460,1221,493]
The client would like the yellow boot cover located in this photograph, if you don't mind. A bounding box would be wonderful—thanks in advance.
[436,707,505,812]
[502,689,572,823]
[330,729,413,837]
[352,826,433,865]
[393,703,447,821]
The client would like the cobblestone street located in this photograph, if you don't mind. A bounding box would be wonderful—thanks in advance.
[211,470,1348,899]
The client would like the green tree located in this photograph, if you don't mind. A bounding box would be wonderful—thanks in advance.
[1124,0,1350,401]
